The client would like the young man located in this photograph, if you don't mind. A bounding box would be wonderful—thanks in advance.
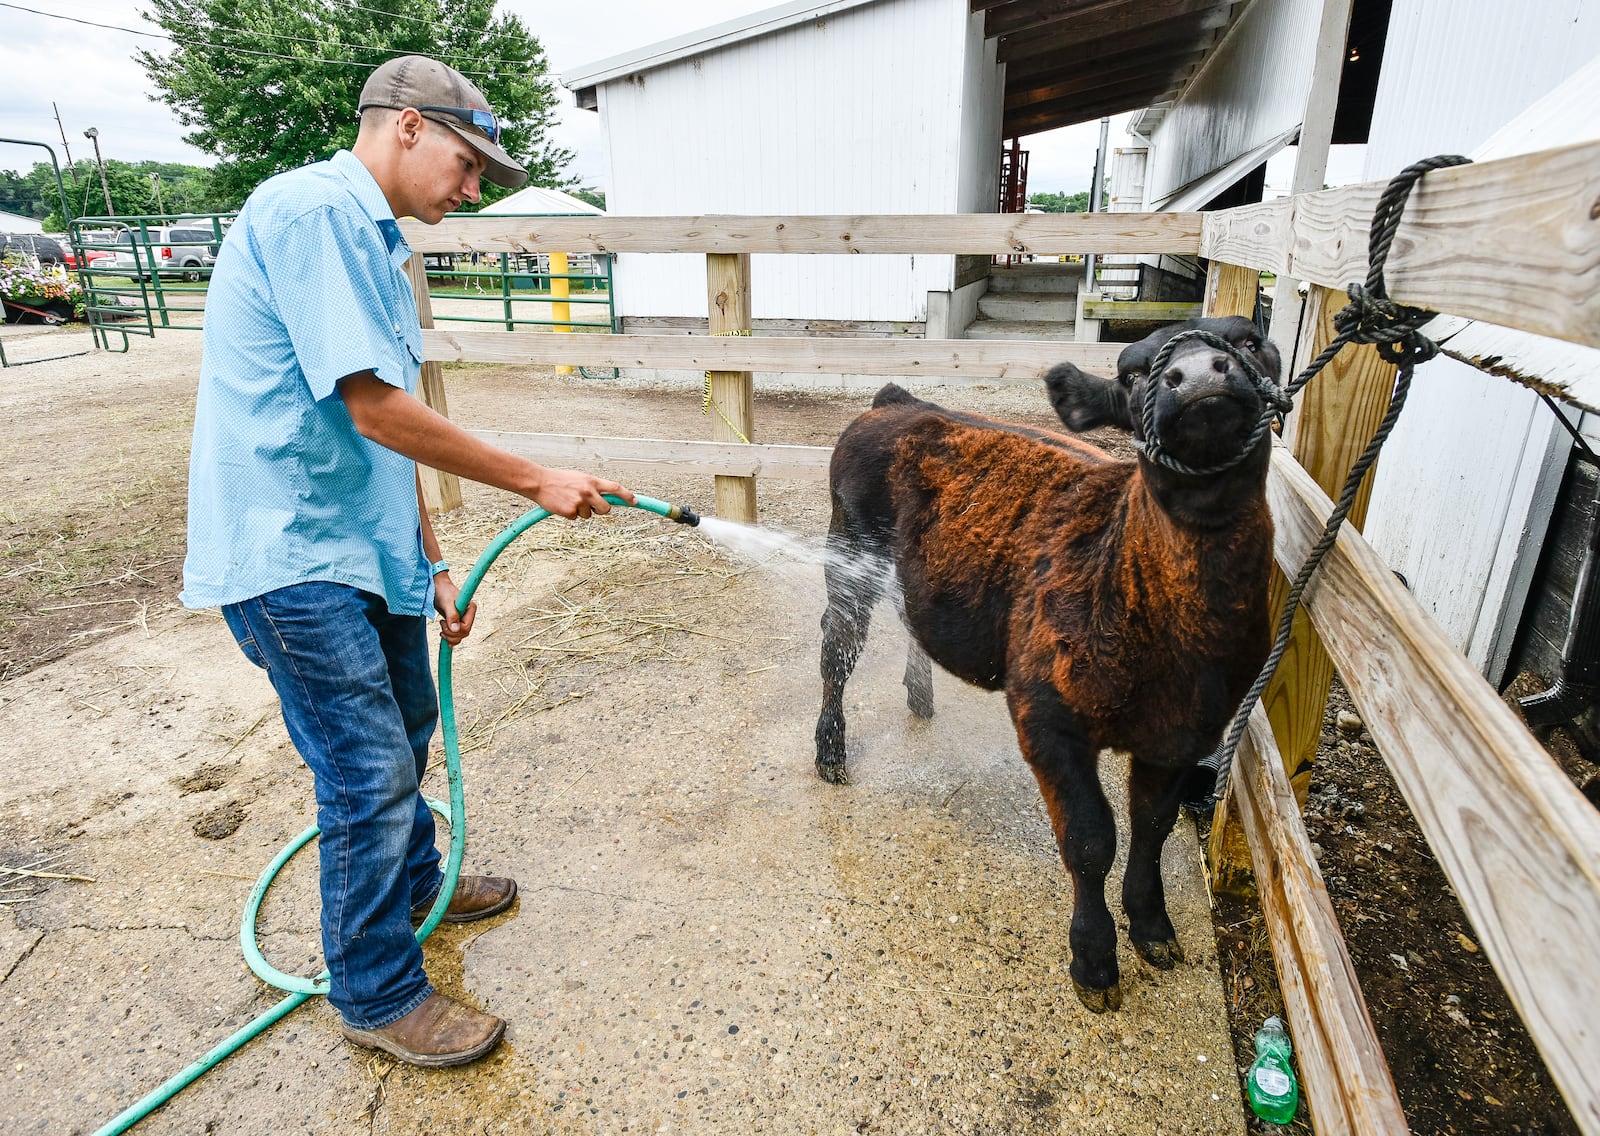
[182,55,633,1067]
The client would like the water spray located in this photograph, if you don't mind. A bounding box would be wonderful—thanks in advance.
[93,493,701,1136]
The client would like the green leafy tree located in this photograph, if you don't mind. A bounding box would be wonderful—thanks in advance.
[136,0,573,208]
[572,187,606,211]
[1028,190,1091,213]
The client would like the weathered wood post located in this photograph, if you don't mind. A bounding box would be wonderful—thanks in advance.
[403,252,463,514]
[1206,279,1399,892]
[705,252,757,523]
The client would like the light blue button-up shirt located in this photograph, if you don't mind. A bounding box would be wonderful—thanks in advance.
[182,149,434,616]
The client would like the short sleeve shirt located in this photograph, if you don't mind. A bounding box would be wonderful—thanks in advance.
[182,149,436,616]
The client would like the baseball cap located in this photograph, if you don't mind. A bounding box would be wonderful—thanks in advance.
[359,55,529,189]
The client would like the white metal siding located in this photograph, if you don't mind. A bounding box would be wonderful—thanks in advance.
[956,10,1003,214]
[1362,0,1600,175]
[1357,0,1600,680]
[598,0,973,322]
[1145,0,1327,205]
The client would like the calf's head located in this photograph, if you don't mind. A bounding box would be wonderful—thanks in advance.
[1045,316,1282,472]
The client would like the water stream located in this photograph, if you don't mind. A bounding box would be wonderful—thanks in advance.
[694,516,900,598]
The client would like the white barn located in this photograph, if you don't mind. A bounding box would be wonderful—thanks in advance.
[562,0,1006,337]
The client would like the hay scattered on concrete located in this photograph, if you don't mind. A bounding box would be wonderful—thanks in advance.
[429,505,757,754]
[0,852,92,905]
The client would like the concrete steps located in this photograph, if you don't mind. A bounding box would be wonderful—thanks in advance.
[965,263,1084,340]
[987,263,1086,293]
[963,317,1078,341]
[977,291,1076,322]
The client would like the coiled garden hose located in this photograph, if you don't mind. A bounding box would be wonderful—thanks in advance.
[93,494,700,1136]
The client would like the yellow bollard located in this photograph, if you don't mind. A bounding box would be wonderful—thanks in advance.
[550,250,573,374]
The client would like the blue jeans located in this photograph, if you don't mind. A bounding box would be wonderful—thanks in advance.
[222,581,443,1029]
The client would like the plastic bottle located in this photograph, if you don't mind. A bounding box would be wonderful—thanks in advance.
[1245,1015,1299,1124]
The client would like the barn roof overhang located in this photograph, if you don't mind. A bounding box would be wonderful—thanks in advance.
[983,0,1248,138]
[564,0,1386,151]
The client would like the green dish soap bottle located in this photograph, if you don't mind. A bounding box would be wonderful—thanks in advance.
[1246,1015,1299,1124]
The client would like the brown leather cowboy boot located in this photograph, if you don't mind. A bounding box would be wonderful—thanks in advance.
[341,992,504,1067]
[411,874,518,924]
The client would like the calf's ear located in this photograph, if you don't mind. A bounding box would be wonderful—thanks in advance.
[1044,362,1134,432]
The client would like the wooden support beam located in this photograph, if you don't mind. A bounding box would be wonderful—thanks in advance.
[1204,260,1262,320]
[706,253,756,523]
[420,328,1124,379]
[1199,262,1266,892]
[996,0,1220,61]
[1209,284,1397,895]
[986,0,1155,39]
[1232,700,1409,1135]
[1004,45,1204,112]
[467,430,831,481]
[1079,299,1202,321]
[402,253,463,514]
[401,212,1205,258]
[1272,285,1397,761]
[1001,13,1215,81]
[1202,140,1600,353]
[1264,444,1600,1133]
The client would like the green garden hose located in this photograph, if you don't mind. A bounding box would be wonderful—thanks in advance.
[93,494,700,1136]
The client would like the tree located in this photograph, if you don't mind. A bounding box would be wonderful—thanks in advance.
[1028,190,1091,214]
[136,0,573,209]
[571,187,605,211]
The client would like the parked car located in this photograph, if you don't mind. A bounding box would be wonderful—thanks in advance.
[62,244,111,271]
[109,224,220,282]
[0,232,67,267]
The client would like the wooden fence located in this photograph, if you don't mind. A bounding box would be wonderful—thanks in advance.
[399,135,1600,1135]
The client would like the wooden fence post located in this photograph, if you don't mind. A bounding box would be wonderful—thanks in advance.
[403,253,463,514]
[1199,260,1267,887]
[1207,282,1399,893]
[705,253,756,523]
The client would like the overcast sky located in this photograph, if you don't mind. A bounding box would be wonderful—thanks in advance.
[0,0,1138,199]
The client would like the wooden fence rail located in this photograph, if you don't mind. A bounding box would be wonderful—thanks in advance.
[406,136,1600,1135]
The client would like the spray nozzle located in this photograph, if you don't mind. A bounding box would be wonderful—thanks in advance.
[667,504,702,527]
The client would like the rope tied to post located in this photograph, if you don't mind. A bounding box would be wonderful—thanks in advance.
[1145,153,1472,803]
[702,327,754,444]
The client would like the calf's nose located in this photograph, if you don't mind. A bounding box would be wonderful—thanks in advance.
[1160,351,1236,389]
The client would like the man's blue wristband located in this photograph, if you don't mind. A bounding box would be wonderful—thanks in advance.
[429,559,450,577]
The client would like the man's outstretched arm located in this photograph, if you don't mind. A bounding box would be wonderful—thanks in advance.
[338,371,633,519]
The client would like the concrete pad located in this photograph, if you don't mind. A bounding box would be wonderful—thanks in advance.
[3,481,1244,1135]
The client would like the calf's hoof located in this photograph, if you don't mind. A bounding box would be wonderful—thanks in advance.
[1072,979,1123,1014]
[815,758,851,785]
[1132,937,1186,970]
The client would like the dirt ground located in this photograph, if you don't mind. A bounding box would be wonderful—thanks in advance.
[0,319,1584,1135]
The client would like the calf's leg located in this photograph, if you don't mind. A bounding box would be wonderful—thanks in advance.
[1123,757,1188,969]
[1010,684,1122,1011]
[901,639,934,719]
[815,530,889,784]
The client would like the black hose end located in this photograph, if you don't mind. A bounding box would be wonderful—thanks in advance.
[670,504,702,527]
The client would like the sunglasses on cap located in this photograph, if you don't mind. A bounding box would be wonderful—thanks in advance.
[417,104,500,144]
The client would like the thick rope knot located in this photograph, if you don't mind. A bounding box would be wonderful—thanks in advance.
[1135,328,1292,476]
[1335,282,1443,366]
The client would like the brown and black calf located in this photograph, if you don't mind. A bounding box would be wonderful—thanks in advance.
[815,316,1282,1012]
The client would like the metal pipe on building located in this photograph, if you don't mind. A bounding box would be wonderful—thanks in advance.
[1084,116,1110,296]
